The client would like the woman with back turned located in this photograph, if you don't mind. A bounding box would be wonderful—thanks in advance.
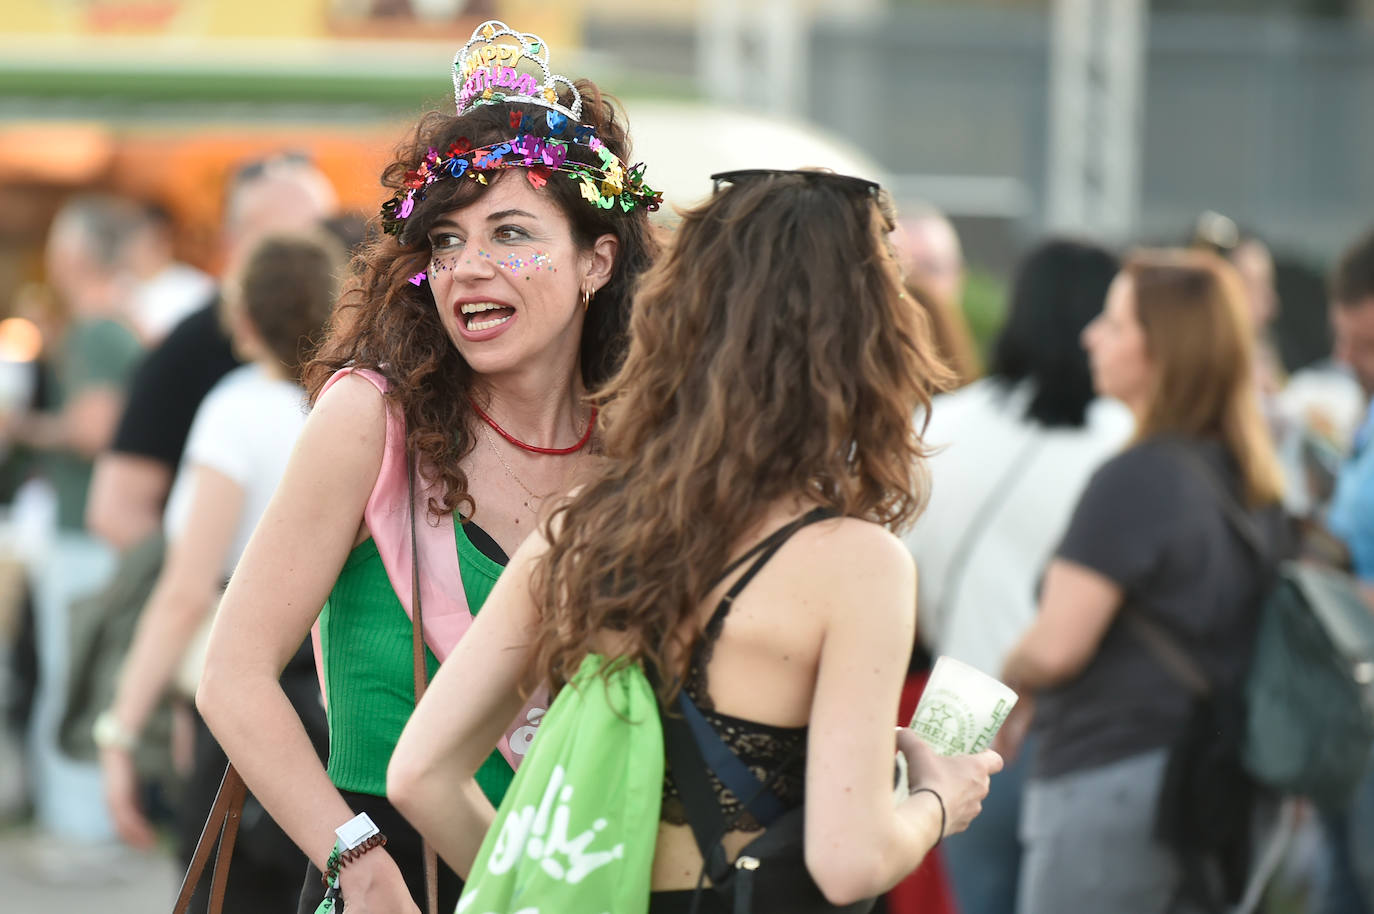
[389,169,1002,913]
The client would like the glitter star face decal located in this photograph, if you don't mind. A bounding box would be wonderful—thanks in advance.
[427,248,487,277]
[426,249,556,282]
[496,251,554,278]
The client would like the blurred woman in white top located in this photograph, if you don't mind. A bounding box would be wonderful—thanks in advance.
[96,232,344,904]
[901,238,1130,914]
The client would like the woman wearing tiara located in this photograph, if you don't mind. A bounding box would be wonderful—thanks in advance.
[195,21,660,914]
[388,170,1002,913]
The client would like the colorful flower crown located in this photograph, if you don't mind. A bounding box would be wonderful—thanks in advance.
[379,21,662,237]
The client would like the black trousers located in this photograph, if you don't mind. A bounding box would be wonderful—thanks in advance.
[295,788,464,914]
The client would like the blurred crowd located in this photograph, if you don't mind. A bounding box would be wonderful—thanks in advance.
[894,208,1374,914]
[0,156,356,891]
[0,135,1372,914]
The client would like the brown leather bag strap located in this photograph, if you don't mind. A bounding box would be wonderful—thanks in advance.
[172,763,248,914]
[208,769,248,912]
[1122,610,1213,696]
[407,457,439,914]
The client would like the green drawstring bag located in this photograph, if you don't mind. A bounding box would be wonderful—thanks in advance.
[457,653,663,914]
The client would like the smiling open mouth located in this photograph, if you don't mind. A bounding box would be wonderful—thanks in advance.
[461,302,516,331]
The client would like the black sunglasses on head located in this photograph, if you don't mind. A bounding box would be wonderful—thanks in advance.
[709,168,881,198]
[231,151,314,186]
[1192,210,1242,254]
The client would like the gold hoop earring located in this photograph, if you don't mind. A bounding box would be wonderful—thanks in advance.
[581,288,593,312]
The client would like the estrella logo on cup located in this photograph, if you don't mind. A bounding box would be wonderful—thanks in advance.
[970,698,1013,754]
[911,691,976,755]
[910,655,1020,757]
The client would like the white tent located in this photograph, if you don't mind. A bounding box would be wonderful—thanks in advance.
[620,101,890,214]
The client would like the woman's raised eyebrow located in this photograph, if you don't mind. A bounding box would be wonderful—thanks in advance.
[486,209,537,222]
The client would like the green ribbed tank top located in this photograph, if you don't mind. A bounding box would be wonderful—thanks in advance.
[319,518,514,804]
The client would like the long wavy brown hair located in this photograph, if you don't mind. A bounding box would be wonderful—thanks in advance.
[304,80,659,518]
[1126,249,1284,506]
[530,172,952,696]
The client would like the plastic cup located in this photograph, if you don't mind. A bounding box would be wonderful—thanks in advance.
[909,655,1018,756]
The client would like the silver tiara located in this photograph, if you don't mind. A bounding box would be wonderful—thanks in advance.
[452,20,583,122]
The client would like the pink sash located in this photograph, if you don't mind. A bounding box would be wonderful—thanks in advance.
[311,366,546,770]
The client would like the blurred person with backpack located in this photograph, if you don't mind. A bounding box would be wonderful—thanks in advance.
[885,203,981,914]
[1000,250,1289,914]
[1319,226,1374,914]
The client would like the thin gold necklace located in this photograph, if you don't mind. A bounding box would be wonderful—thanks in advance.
[480,422,558,515]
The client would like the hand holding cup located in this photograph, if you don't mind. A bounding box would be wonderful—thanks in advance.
[896,729,1002,840]
[909,656,1019,757]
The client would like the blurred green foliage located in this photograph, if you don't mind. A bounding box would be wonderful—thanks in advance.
[961,266,1008,365]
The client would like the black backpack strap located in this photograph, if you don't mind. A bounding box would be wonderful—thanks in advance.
[659,690,734,884]
[651,508,833,899]
[666,506,827,829]
[658,689,807,885]
[676,689,788,827]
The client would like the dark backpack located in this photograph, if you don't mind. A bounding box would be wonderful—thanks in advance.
[1159,446,1374,810]
[1242,561,1374,810]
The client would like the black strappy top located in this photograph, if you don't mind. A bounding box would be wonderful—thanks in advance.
[659,508,835,832]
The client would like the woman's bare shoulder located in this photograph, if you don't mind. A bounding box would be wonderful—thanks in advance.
[290,371,388,483]
[775,515,916,616]
[313,369,387,412]
[743,515,917,681]
[798,515,914,573]
[310,370,388,433]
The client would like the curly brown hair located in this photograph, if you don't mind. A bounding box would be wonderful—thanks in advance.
[530,172,952,697]
[304,80,659,519]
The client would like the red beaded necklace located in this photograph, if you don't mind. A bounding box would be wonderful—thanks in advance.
[469,399,597,455]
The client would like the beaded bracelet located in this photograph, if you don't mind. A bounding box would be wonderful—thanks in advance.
[320,833,387,886]
[910,786,947,848]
